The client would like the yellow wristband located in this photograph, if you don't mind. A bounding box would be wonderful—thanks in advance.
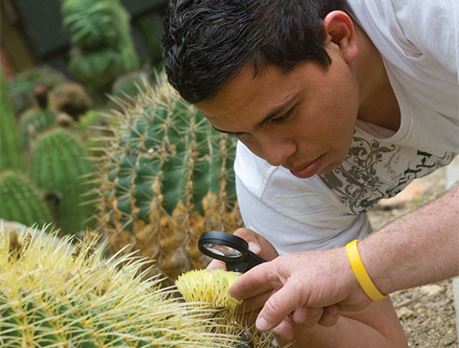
[345,240,386,301]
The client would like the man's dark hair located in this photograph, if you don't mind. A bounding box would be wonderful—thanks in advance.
[163,0,355,103]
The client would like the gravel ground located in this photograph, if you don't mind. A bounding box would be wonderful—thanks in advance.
[368,166,457,347]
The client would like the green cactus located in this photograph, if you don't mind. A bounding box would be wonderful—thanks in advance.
[60,0,139,101]
[0,171,53,227]
[0,226,242,347]
[0,68,23,171]
[98,75,241,282]
[49,81,92,121]
[20,109,57,150]
[75,109,114,155]
[7,65,67,115]
[30,129,97,235]
[111,70,151,102]
[68,49,127,89]
[19,87,58,151]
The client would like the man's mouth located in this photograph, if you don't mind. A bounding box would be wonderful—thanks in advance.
[289,155,323,178]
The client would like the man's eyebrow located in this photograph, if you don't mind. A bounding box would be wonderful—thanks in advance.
[212,91,301,135]
[254,91,301,129]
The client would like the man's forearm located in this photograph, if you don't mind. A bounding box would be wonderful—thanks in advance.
[359,183,459,295]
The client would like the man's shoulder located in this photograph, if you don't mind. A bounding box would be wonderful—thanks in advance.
[349,0,458,69]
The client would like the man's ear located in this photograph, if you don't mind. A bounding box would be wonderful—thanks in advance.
[323,11,358,64]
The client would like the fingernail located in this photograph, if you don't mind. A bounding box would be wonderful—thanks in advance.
[248,241,261,254]
[256,316,271,331]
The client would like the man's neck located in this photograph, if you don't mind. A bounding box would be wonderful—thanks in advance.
[354,26,401,132]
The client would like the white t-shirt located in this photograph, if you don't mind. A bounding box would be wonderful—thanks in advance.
[235,0,458,255]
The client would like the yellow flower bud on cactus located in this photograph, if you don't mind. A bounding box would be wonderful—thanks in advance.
[176,269,242,309]
[176,269,275,347]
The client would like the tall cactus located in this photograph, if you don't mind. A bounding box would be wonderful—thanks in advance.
[0,171,53,227]
[60,0,139,102]
[0,68,23,171]
[0,226,241,347]
[30,129,97,235]
[98,75,241,282]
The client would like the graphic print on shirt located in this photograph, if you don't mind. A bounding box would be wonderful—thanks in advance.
[319,132,456,215]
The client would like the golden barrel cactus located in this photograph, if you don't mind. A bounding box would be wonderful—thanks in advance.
[0,225,243,347]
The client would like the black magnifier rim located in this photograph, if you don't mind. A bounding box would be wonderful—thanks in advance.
[198,231,248,261]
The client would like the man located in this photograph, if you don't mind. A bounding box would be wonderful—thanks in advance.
[163,0,458,346]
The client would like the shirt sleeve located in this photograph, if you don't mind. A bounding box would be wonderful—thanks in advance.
[393,0,459,79]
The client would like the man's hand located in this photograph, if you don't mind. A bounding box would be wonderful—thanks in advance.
[206,228,279,270]
[229,247,372,341]
[206,228,279,323]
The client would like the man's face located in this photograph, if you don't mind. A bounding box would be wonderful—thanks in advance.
[197,47,359,179]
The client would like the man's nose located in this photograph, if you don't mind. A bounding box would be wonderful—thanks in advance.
[258,136,296,167]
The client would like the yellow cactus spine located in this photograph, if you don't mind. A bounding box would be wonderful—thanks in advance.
[0,225,243,347]
[176,269,274,348]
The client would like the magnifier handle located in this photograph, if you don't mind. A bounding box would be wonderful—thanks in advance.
[226,250,266,273]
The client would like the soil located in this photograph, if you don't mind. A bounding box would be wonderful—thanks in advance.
[368,166,457,347]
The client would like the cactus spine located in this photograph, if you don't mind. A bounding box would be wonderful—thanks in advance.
[0,68,23,171]
[0,172,53,227]
[30,129,97,235]
[0,226,241,347]
[99,76,241,282]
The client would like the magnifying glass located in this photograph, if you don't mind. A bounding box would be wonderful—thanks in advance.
[198,231,266,273]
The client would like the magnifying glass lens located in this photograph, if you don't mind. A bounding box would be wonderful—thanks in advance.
[201,243,243,258]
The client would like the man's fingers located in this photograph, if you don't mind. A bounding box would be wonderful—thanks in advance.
[232,228,278,260]
[206,259,226,270]
[229,261,281,300]
[270,317,294,342]
[255,279,304,331]
[291,306,323,327]
[318,305,341,327]
[238,291,272,313]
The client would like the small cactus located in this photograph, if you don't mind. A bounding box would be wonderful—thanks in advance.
[30,129,97,235]
[49,82,91,121]
[0,172,53,227]
[19,86,58,151]
[7,65,67,115]
[0,68,23,171]
[0,225,242,347]
[98,75,242,282]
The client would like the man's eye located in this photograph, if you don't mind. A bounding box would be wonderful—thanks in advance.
[271,109,294,124]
